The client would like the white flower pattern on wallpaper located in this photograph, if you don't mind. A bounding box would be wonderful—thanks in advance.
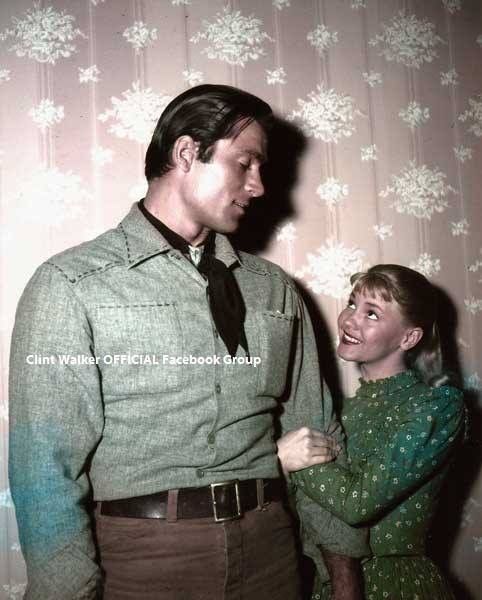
[266,67,287,85]
[465,372,481,391]
[28,99,64,131]
[123,22,157,52]
[99,82,172,144]
[351,0,366,8]
[273,0,291,9]
[182,68,204,87]
[362,71,382,87]
[469,255,482,284]
[0,4,86,64]
[15,168,89,227]
[361,144,378,161]
[458,94,482,137]
[289,84,361,143]
[464,298,482,315]
[468,253,482,275]
[369,11,445,69]
[79,65,100,83]
[190,8,273,67]
[316,177,349,209]
[451,219,469,236]
[442,0,462,13]
[380,162,456,219]
[91,146,114,167]
[474,537,482,552]
[296,239,365,298]
[373,223,393,240]
[172,0,191,5]
[307,24,338,55]
[477,34,482,47]
[409,253,441,278]
[454,145,473,162]
[276,222,297,243]
[0,69,11,84]
[440,68,459,86]
[399,101,430,129]
[461,498,482,528]
[2,583,27,600]
[90,0,106,5]
[0,488,14,508]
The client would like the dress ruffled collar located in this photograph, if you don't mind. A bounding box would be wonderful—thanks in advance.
[356,369,420,400]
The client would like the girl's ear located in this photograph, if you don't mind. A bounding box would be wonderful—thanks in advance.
[401,327,423,351]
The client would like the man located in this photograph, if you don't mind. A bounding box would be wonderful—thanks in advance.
[9,85,366,599]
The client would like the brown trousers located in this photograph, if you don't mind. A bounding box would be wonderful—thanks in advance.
[96,499,302,600]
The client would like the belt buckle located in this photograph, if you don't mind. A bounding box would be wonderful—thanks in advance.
[210,479,242,522]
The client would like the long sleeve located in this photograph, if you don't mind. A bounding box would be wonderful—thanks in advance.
[279,294,369,577]
[9,264,104,599]
[292,385,464,526]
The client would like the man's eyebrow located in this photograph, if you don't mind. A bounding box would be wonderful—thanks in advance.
[237,149,267,163]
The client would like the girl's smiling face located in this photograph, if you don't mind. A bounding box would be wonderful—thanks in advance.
[337,289,422,381]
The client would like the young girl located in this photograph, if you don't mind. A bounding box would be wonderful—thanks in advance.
[278,264,465,600]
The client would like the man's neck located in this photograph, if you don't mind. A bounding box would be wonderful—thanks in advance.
[144,180,209,246]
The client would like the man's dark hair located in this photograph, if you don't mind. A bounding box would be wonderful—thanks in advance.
[145,84,273,181]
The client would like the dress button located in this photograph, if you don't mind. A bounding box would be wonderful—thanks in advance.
[213,329,219,338]
[215,384,221,394]
[207,432,215,445]
[196,468,205,478]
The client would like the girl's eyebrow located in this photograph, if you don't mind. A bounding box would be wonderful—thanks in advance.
[364,300,383,310]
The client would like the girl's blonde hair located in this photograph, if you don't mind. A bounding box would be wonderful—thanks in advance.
[350,264,449,387]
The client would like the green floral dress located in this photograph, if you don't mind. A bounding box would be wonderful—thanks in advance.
[292,370,465,600]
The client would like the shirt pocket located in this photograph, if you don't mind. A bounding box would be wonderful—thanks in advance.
[247,310,295,398]
[91,303,183,396]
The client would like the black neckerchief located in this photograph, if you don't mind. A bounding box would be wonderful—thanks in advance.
[139,200,248,358]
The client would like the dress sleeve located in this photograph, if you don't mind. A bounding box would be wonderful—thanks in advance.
[291,385,464,526]
[9,264,104,599]
[279,292,369,572]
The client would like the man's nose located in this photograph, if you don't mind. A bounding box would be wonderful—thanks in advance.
[246,169,264,198]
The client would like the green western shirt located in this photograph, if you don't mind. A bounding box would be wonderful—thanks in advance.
[9,203,367,599]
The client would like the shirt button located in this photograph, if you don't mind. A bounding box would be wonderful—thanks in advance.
[207,432,215,445]
[215,384,221,394]
[213,329,219,338]
[196,469,205,478]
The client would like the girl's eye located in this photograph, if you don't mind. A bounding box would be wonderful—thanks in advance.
[347,300,356,309]
[239,161,250,171]
[367,311,378,320]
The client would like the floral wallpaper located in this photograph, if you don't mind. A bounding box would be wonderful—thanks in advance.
[0,0,481,598]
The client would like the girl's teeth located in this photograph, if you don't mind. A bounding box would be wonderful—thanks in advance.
[344,333,361,344]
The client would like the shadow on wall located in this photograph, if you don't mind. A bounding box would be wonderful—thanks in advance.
[231,115,307,254]
[428,286,480,600]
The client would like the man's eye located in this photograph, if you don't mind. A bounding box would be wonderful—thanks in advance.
[347,300,356,309]
[239,162,250,171]
[367,311,378,320]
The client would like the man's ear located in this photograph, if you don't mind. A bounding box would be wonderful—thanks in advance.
[401,327,423,351]
[172,136,198,172]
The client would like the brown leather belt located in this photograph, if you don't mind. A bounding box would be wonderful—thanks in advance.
[99,478,285,522]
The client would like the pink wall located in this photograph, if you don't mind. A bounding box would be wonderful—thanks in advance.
[1,1,481,597]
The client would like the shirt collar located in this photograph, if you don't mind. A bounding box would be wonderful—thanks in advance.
[118,201,240,269]
[356,369,420,400]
